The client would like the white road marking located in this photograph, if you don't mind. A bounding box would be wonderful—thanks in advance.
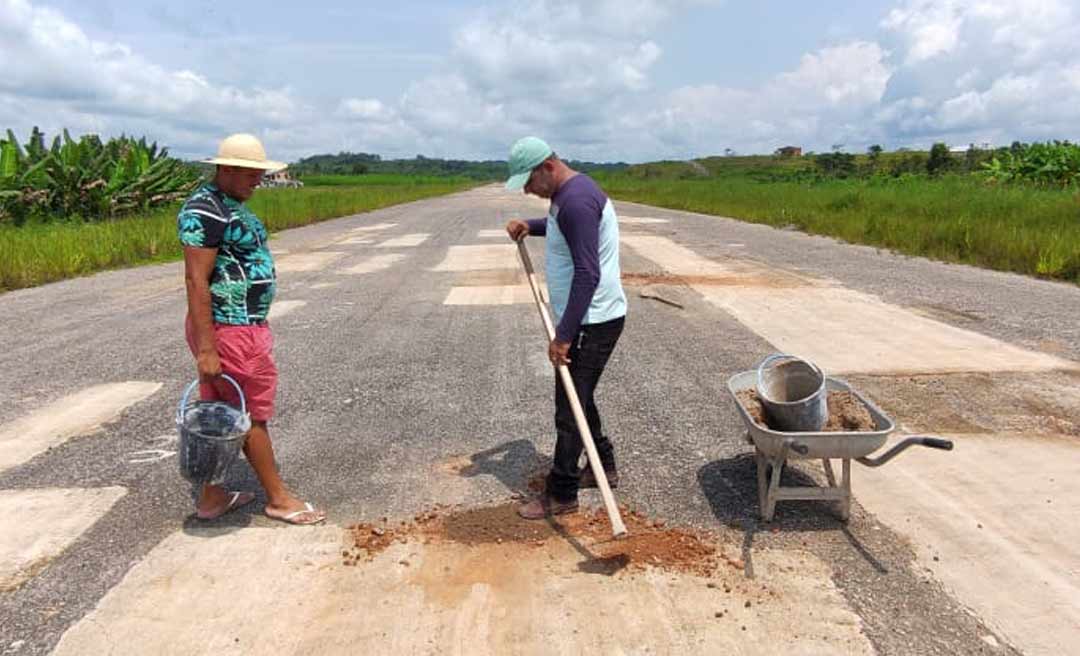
[275,252,346,273]
[376,234,430,248]
[340,238,375,245]
[855,433,1080,656]
[339,254,407,275]
[476,230,507,239]
[267,300,307,320]
[0,487,127,592]
[431,245,519,272]
[619,216,669,224]
[622,235,1077,375]
[349,222,397,233]
[0,382,162,474]
[310,282,341,290]
[700,285,1075,374]
[51,527,874,655]
[444,286,533,305]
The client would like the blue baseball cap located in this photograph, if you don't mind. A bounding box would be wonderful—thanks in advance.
[505,136,553,191]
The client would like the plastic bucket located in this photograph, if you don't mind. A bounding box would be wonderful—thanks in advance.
[755,354,828,431]
[175,375,251,485]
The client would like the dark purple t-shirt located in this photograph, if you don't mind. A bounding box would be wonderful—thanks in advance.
[526,174,607,342]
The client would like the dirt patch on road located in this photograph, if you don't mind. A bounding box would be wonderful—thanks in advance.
[621,272,807,289]
[848,371,1080,437]
[345,503,735,579]
[735,371,1080,437]
[735,389,876,432]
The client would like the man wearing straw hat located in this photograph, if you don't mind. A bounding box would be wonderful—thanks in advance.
[504,136,627,519]
[177,133,325,525]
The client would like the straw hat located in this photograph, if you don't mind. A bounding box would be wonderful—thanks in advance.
[203,133,286,171]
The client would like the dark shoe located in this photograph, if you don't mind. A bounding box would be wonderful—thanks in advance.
[579,466,619,489]
[517,494,579,520]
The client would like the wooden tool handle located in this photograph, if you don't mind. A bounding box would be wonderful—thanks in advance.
[516,238,627,538]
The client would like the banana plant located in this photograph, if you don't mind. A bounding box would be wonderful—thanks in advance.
[0,127,200,223]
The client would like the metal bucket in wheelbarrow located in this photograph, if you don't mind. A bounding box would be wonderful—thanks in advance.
[756,353,828,432]
[175,375,251,486]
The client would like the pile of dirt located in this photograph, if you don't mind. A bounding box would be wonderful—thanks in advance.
[343,507,447,565]
[437,504,559,545]
[736,389,876,432]
[563,509,725,577]
[343,522,400,565]
[824,391,876,431]
[341,503,736,578]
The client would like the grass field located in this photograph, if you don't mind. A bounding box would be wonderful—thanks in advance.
[0,176,476,292]
[596,165,1080,283]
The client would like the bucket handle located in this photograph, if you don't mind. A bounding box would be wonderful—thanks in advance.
[176,374,247,423]
[755,353,824,399]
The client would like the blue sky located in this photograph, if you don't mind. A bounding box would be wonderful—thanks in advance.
[2,0,1079,163]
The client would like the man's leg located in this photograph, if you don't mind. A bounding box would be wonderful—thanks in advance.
[583,395,616,471]
[546,317,624,501]
[547,374,589,502]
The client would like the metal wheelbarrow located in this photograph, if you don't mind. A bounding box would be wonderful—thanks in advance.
[727,370,953,521]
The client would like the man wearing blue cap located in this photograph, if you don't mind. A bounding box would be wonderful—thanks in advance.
[505,137,628,519]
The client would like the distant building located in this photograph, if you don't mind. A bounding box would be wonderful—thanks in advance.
[774,146,802,157]
[951,142,994,153]
[260,169,303,188]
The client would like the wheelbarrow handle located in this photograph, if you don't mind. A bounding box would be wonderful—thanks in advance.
[920,437,954,451]
[176,374,247,422]
[857,436,954,468]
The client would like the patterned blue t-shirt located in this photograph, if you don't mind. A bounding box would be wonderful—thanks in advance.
[177,183,276,325]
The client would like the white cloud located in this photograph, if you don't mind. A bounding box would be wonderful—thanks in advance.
[878,0,1080,146]
[1,0,1079,162]
[648,41,892,157]
[883,1,963,65]
[337,98,396,122]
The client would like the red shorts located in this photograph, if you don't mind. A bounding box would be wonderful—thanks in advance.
[185,318,278,422]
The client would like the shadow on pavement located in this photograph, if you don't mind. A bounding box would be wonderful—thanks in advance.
[697,453,888,576]
[459,438,548,497]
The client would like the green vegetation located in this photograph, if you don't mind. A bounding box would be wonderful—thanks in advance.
[1,128,200,224]
[982,141,1080,188]
[289,151,628,180]
[0,176,476,292]
[6,126,1078,291]
[596,154,1080,283]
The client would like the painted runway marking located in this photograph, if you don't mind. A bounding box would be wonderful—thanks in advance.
[349,222,397,233]
[0,487,127,592]
[376,234,430,248]
[443,286,533,305]
[50,527,874,655]
[275,252,346,273]
[432,245,519,272]
[340,254,407,275]
[267,300,307,320]
[621,235,1077,375]
[0,382,162,474]
[619,216,669,225]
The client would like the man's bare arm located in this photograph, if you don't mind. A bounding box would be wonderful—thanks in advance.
[183,246,221,382]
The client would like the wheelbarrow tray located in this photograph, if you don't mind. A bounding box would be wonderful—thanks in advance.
[727,370,894,460]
